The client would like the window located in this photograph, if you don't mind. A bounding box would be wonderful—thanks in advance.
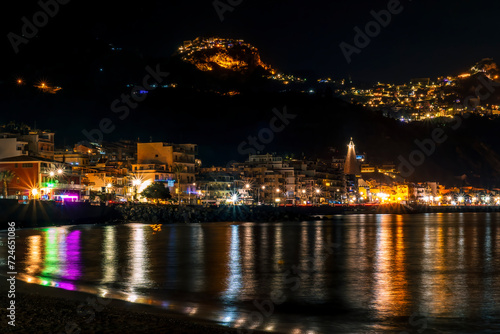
[14,163,18,168]
[22,163,33,168]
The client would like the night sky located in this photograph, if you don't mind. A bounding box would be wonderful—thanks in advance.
[2,0,500,170]
[3,0,500,83]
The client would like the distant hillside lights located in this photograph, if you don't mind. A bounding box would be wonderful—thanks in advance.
[398,73,500,178]
[339,0,405,64]
[179,37,275,74]
[7,0,71,54]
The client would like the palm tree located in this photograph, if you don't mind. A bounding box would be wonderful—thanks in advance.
[0,170,16,198]
[172,164,186,204]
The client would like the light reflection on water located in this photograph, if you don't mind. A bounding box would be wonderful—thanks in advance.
[2,213,500,333]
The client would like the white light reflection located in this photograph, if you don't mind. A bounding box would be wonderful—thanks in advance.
[310,221,326,300]
[299,222,309,273]
[190,225,205,292]
[241,224,256,298]
[127,225,149,291]
[57,228,68,277]
[260,224,269,271]
[101,226,117,284]
[271,225,284,292]
[482,214,494,315]
[224,225,242,301]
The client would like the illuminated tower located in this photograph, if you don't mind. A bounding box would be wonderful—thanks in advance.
[344,138,359,175]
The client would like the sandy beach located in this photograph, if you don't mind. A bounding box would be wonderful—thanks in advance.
[1,280,266,334]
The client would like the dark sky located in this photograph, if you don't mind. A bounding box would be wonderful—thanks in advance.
[3,0,500,83]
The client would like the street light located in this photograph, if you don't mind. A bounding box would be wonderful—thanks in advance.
[190,183,196,204]
[131,178,141,201]
[275,188,280,206]
[259,185,265,205]
[244,184,251,204]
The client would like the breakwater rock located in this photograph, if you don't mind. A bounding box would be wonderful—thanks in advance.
[114,204,314,223]
[0,199,120,228]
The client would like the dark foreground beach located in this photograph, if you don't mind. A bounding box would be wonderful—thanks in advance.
[0,280,266,334]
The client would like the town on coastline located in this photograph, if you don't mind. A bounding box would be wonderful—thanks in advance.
[0,123,498,210]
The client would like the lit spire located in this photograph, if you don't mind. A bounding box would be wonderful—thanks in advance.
[345,138,359,175]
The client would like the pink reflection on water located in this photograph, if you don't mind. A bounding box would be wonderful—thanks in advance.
[62,230,81,280]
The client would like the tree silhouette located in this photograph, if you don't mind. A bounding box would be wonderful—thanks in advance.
[0,170,16,198]
[141,182,172,202]
[172,164,186,204]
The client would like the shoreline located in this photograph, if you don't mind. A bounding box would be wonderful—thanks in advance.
[2,199,500,229]
[1,279,268,334]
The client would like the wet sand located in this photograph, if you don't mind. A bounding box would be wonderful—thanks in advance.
[1,280,267,334]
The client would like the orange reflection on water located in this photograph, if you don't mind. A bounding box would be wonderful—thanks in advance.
[25,235,42,275]
[373,215,409,317]
[421,214,456,316]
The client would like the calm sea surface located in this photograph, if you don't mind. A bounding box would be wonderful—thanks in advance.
[2,213,500,333]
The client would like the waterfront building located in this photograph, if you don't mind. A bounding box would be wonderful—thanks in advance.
[18,130,55,160]
[134,142,197,203]
[0,136,29,160]
[0,127,54,160]
[0,156,82,201]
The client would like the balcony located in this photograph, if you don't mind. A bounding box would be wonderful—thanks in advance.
[173,146,198,154]
[174,157,195,163]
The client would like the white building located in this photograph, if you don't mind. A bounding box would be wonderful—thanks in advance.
[0,137,28,160]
